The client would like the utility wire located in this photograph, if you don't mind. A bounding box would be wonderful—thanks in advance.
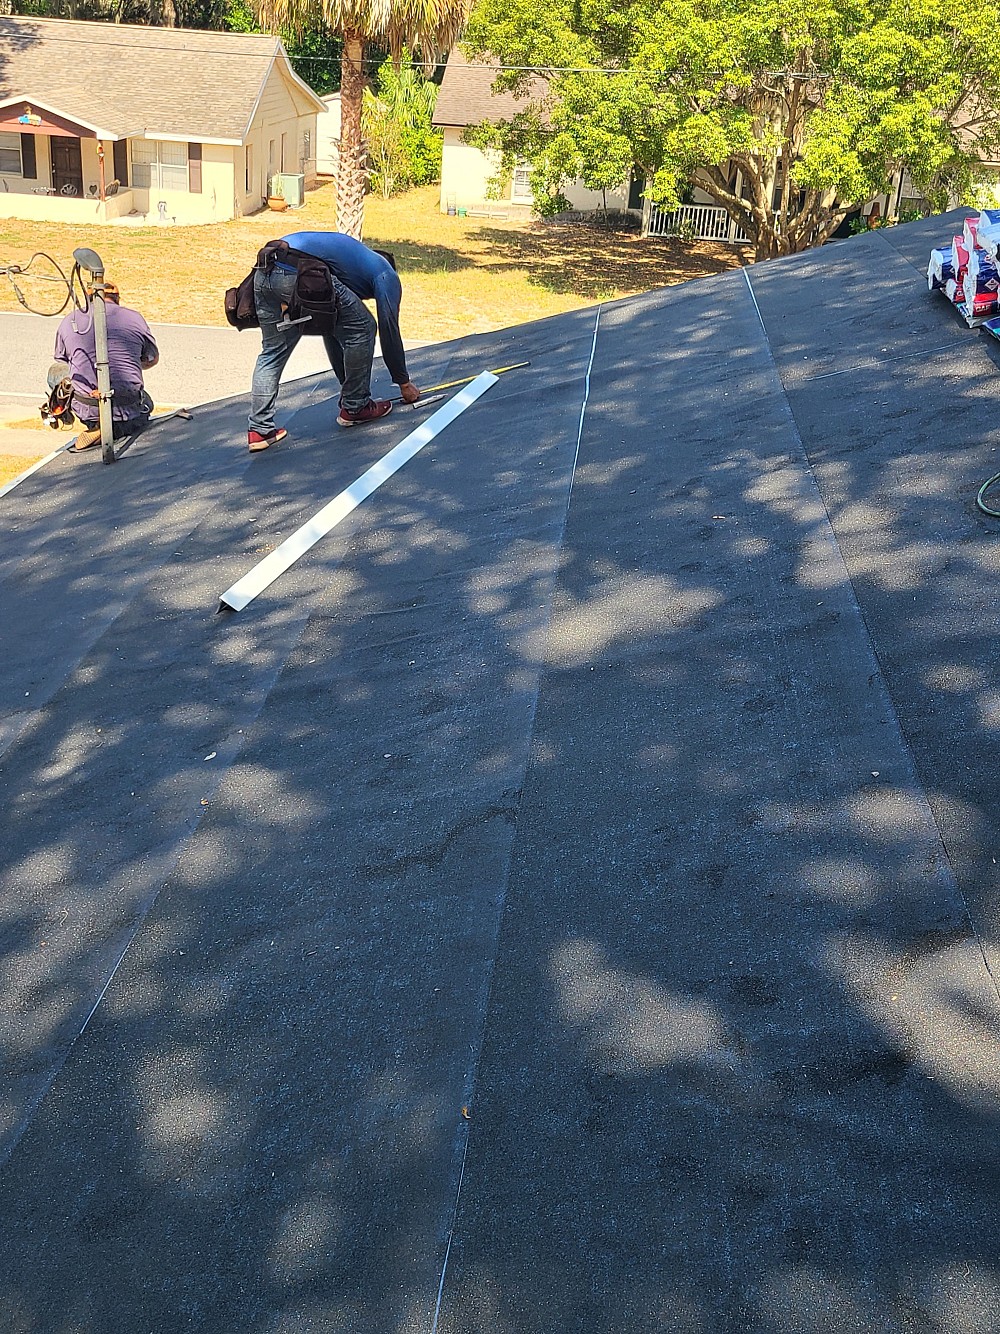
[0,29,888,78]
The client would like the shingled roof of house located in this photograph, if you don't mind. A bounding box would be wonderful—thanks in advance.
[432,59,549,128]
[0,15,323,142]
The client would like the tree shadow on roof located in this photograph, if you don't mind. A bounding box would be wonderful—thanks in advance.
[1,264,1000,1330]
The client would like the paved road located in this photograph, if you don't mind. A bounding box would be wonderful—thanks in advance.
[0,309,420,409]
[2,215,1000,1331]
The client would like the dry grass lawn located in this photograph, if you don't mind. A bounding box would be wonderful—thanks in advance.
[0,184,746,342]
[0,454,43,486]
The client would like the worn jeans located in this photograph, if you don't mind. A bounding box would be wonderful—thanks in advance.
[248,266,377,433]
[76,386,153,439]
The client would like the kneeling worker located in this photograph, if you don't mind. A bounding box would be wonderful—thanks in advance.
[54,283,158,451]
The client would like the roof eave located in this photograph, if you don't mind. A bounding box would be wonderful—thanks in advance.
[277,43,326,113]
[0,94,120,139]
[140,131,244,145]
[241,51,278,141]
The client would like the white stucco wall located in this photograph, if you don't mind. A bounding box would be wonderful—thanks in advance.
[128,141,236,223]
[316,93,340,177]
[439,128,507,211]
[562,180,630,210]
[438,128,632,215]
[0,190,136,221]
[238,65,318,215]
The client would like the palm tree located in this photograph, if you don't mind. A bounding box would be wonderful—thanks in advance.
[256,0,466,237]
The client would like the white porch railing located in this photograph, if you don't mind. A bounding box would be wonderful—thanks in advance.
[644,202,749,244]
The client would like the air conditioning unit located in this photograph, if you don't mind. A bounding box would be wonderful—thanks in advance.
[275,173,305,208]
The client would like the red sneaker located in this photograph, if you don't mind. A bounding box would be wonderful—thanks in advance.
[337,399,392,428]
[248,427,287,452]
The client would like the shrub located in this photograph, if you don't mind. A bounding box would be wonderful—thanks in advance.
[363,53,443,198]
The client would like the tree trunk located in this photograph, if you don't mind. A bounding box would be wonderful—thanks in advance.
[337,33,367,239]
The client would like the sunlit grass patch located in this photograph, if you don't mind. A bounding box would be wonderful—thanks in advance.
[0,184,746,341]
[0,453,47,486]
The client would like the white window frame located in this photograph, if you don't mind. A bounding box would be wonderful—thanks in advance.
[0,131,23,176]
[131,140,188,192]
[511,161,533,202]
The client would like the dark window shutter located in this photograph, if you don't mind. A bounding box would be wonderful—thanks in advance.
[112,139,128,187]
[188,142,202,193]
[20,134,36,180]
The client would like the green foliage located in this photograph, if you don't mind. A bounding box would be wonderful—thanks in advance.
[12,0,227,26]
[462,0,1000,257]
[224,0,258,28]
[282,23,343,93]
[362,52,443,196]
[224,0,341,88]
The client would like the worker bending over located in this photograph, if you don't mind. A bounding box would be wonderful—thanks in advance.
[248,246,389,449]
[280,230,421,407]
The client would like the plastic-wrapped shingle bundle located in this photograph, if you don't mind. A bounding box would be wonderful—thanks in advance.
[939,236,971,302]
[963,247,1000,314]
[964,216,981,251]
[977,208,1000,258]
[927,246,955,290]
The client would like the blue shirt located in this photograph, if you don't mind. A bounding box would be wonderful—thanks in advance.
[281,231,408,385]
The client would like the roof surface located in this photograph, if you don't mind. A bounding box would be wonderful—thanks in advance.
[433,58,548,126]
[1,212,1000,1328]
[0,15,313,141]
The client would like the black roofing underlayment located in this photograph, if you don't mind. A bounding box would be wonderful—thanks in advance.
[2,210,1000,1332]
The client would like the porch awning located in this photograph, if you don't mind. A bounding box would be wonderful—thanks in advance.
[0,101,100,138]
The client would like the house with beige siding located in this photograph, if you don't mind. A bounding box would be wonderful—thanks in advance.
[0,15,325,224]
[433,61,640,218]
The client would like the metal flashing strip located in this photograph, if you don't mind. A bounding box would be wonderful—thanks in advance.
[219,371,500,613]
[0,440,72,500]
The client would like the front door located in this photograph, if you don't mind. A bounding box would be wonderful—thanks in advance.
[50,137,83,197]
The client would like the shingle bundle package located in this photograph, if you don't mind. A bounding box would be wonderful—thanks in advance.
[927,221,1000,318]
[963,247,1000,314]
[977,209,1000,259]
[927,246,955,290]
[936,235,971,303]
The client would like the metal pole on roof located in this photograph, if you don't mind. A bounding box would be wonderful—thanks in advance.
[73,246,115,465]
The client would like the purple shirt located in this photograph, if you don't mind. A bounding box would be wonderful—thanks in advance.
[54,302,157,421]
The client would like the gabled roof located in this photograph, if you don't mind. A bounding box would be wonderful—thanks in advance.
[0,15,324,143]
[432,59,548,128]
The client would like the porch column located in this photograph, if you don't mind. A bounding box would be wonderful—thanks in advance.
[97,139,106,201]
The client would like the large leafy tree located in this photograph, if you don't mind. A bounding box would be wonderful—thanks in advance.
[256,0,466,236]
[461,0,1000,259]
